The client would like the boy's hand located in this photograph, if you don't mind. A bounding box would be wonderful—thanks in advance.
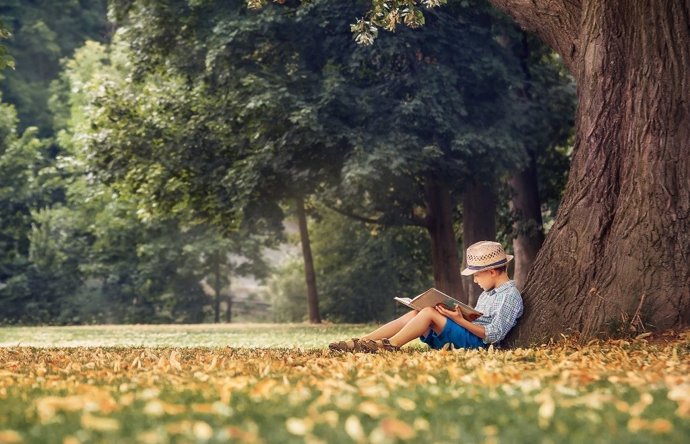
[435,304,465,323]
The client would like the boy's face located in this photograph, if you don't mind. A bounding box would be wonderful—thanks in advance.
[473,269,497,291]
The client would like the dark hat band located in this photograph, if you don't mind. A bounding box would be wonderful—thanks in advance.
[466,258,507,270]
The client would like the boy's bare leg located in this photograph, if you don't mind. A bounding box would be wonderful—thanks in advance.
[388,307,447,347]
[361,310,417,341]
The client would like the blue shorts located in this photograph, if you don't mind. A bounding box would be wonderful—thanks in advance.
[420,319,487,350]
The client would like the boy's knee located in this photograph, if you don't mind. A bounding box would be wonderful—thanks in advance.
[420,306,436,316]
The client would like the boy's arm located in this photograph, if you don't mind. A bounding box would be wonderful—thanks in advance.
[435,305,486,339]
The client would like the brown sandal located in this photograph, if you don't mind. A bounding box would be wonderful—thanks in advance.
[360,338,401,352]
[328,338,363,352]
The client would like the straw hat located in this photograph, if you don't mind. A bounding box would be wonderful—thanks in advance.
[461,241,513,276]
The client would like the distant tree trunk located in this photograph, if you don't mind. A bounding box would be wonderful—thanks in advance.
[296,196,321,324]
[424,178,465,302]
[462,180,497,305]
[225,293,233,323]
[508,152,544,290]
[490,0,690,343]
[213,252,222,323]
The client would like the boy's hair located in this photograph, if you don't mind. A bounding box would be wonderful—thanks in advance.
[492,265,508,274]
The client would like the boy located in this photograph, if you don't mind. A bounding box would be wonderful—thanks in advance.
[329,241,523,352]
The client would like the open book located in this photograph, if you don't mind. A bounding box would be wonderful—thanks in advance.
[394,288,483,321]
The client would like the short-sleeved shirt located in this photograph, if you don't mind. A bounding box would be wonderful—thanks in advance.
[472,280,523,344]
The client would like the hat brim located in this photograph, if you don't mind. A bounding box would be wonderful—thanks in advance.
[461,255,513,276]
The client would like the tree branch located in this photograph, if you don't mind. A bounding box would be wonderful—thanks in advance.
[488,0,582,73]
[321,202,428,228]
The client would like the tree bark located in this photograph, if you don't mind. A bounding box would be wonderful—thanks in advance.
[296,196,321,324]
[225,293,233,323]
[491,0,690,343]
[424,178,466,302]
[462,180,497,305]
[508,152,544,290]
[487,0,581,73]
[213,252,222,323]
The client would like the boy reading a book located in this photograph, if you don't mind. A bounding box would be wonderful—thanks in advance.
[329,241,523,352]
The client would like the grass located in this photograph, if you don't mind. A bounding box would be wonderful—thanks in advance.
[1,324,689,443]
[0,323,374,348]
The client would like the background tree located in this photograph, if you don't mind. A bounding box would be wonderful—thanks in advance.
[0,97,56,321]
[506,32,575,290]
[0,20,13,70]
[110,0,574,310]
[322,0,527,303]
[319,1,573,304]
[66,39,271,324]
[0,0,109,136]
[311,208,432,322]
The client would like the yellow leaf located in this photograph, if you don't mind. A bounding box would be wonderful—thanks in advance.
[286,418,312,436]
[395,398,416,411]
[194,371,209,382]
[206,355,218,371]
[357,401,388,418]
[344,415,366,443]
[35,396,84,422]
[537,393,555,429]
[143,401,165,417]
[135,430,165,444]
[250,379,277,399]
[628,417,673,434]
[0,430,23,444]
[191,403,215,414]
[81,413,120,432]
[379,417,416,440]
[192,421,213,441]
[319,410,339,427]
[169,351,182,371]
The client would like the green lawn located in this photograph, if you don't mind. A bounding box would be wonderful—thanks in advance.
[0,323,373,348]
[1,325,689,443]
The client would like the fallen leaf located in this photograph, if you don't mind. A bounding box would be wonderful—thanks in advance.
[81,413,120,432]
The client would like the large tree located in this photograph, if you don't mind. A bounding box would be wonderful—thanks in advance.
[366,0,690,341]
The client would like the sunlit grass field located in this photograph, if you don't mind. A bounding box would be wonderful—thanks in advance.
[1,324,689,443]
[0,323,374,349]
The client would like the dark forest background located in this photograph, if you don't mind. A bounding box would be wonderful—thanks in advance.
[0,0,575,325]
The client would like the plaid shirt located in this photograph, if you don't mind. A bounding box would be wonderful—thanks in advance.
[473,280,523,344]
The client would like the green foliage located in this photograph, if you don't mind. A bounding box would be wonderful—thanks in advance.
[100,1,354,235]
[311,209,432,322]
[0,0,109,136]
[349,0,451,45]
[263,259,309,323]
[265,208,431,323]
[1,34,273,325]
[0,21,14,70]
[107,0,548,226]
[328,1,530,225]
[0,97,58,321]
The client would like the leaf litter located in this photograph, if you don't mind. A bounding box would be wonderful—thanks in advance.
[0,330,689,442]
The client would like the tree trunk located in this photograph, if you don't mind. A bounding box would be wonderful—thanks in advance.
[462,180,497,305]
[490,0,690,343]
[508,152,544,290]
[213,252,222,323]
[225,293,233,323]
[296,196,321,324]
[424,178,466,302]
